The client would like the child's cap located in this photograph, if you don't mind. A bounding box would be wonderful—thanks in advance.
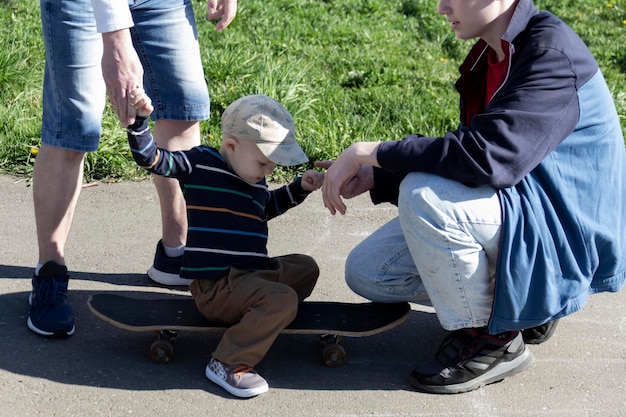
[221,94,309,166]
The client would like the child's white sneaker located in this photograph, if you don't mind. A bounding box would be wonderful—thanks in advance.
[205,357,269,398]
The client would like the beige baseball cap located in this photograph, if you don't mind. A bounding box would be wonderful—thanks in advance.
[221,94,309,166]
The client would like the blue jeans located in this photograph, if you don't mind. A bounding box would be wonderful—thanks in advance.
[40,0,210,152]
[345,172,502,331]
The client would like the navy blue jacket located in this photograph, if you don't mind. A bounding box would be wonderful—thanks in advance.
[371,0,626,332]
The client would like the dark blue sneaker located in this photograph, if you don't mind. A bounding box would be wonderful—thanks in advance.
[27,261,75,337]
[147,240,191,286]
[409,328,532,394]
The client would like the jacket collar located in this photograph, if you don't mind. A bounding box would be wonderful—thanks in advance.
[456,0,540,125]
[462,0,539,72]
[503,0,539,43]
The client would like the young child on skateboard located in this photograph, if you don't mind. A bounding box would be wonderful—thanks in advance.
[127,91,324,398]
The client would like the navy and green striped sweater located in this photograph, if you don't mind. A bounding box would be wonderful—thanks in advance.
[127,117,311,280]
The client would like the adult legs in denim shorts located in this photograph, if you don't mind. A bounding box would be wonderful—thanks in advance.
[29,0,209,337]
[129,0,210,286]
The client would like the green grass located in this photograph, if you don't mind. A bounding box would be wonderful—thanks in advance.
[0,0,624,182]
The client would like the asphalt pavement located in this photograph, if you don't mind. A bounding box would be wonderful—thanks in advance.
[1,173,625,417]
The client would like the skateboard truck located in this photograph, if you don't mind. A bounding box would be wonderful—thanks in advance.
[88,293,410,368]
[319,334,346,367]
[149,331,348,366]
[150,330,178,364]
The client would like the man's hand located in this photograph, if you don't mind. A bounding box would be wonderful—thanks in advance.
[319,142,380,215]
[207,0,238,32]
[315,160,375,200]
[102,29,144,127]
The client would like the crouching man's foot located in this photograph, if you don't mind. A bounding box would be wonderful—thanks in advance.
[409,327,533,394]
[522,319,559,345]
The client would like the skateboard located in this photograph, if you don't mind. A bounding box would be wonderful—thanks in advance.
[87,292,410,367]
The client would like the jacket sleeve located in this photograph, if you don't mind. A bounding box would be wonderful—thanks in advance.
[266,177,312,220]
[369,167,404,206]
[376,43,582,189]
[127,117,193,180]
[90,0,133,33]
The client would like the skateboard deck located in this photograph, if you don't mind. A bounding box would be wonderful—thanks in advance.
[88,293,410,367]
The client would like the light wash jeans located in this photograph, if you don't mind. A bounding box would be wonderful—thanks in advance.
[40,0,210,152]
[345,172,502,331]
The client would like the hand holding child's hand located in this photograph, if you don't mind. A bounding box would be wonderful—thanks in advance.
[301,169,324,192]
[128,88,154,119]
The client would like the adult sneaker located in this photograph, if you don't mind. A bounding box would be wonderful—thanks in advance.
[205,357,269,398]
[409,328,533,394]
[147,240,192,286]
[522,319,559,345]
[27,261,75,337]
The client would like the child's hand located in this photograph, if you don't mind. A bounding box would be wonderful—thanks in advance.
[301,169,324,191]
[128,87,154,118]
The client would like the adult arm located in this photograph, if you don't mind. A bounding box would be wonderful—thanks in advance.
[91,0,143,127]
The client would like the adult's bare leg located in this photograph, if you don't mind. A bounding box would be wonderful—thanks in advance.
[33,145,86,266]
[146,119,201,285]
[29,144,84,337]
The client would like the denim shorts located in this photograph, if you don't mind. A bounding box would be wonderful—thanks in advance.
[40,0,210,152]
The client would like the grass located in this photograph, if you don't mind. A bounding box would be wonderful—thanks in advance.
[0,0,624,182]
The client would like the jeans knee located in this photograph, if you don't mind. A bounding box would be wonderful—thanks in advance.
[398,173,434,220]
[345,249,368,297]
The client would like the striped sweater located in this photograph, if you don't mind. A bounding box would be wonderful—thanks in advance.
[127,117,312,280]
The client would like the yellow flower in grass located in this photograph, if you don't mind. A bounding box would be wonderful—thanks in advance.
[30,147,39,156]
[606,3,613,8]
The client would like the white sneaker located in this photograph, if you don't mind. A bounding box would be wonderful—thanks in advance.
[205,357,269,398]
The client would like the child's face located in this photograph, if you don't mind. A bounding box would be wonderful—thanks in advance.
[222,137,277,185]
[437,0,508,42]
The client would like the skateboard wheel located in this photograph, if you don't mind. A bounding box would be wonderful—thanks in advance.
[150,339,174,364]
[322,343,346,368]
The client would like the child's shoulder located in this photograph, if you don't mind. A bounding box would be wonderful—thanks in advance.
[185,145,227,166]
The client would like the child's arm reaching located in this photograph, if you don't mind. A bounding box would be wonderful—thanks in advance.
[265,170,324,220]
[126,88,193,179]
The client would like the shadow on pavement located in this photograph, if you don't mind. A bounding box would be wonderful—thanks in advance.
[0,264,183,290]
[0,264,444,397]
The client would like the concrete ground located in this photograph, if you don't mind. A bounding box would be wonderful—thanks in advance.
[1,174,625,417]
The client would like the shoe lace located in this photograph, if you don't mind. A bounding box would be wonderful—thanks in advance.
[230,365,255,378]
[436,328,516,366]
[35,278,68,305]
[435,329,481,366]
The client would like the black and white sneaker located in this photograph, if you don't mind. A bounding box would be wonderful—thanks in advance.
[205,357,269,398]
[522,319,559,345]
[409,328,533,394]
[147,240,192,286]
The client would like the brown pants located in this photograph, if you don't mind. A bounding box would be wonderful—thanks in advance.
[189,254,319,367]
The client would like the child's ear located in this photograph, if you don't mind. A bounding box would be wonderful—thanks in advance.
[222,137,238,154]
